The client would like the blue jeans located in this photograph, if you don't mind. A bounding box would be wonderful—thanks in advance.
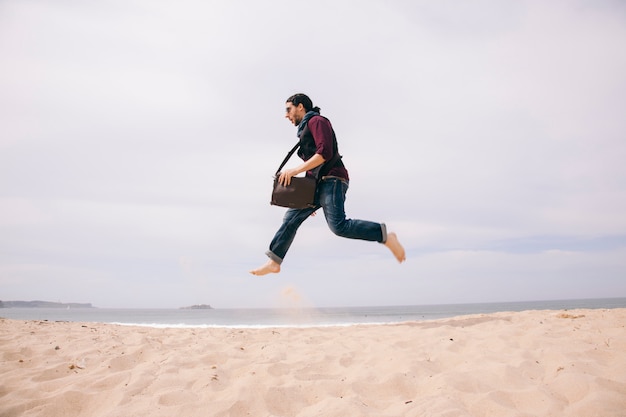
[266,177,387,264]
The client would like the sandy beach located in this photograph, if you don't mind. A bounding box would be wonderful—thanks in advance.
[1,308,625,417]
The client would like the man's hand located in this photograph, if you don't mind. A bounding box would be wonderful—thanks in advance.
[278,169,298,186]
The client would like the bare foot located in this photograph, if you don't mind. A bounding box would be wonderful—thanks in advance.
[385,232,406,263]
[249,259,281,276]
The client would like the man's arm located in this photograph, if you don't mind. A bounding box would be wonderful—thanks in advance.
[278,153,325,186]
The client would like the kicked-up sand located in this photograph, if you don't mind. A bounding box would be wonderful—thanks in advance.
[1,308,625,417]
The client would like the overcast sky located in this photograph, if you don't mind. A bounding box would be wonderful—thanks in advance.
[1,0,625,309]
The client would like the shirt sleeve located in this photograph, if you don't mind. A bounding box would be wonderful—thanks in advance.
[307,116,334,161]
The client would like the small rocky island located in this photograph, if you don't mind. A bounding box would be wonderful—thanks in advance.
[180,304,213,310]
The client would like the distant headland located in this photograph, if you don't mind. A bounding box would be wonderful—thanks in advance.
[0,300,95,309]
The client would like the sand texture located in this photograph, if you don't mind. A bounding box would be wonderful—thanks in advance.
[1,308,625,417]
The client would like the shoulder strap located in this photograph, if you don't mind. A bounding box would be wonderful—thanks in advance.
[275,142,301,176]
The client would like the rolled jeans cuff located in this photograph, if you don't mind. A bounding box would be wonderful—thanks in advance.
[380,223,387,244]
[265,250,283,265]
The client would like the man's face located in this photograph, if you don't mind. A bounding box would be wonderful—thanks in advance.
[285,102,305,126]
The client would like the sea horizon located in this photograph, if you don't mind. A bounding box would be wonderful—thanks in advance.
[2,297,625,329]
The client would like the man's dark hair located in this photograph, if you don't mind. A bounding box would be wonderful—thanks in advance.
[286,93,321,113]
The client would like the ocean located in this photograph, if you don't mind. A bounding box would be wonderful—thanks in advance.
[2,298,625,329]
